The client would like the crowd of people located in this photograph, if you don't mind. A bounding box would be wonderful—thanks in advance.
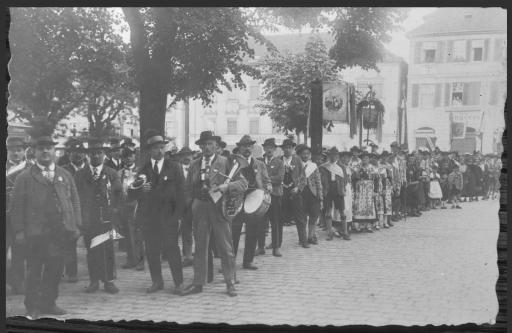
[6,130,502,319]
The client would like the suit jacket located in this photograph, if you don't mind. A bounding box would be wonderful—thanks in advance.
[128,158,184,229]
[258,155,285,196]
[63,162,88,177]
[303,161,323,199]
[184,154,248,209]
[281,155,306,192]
[104,157,123,171]
[10,164,82,238]
[242,157,271,192]
[75,165,122,233]
[319,162,345,198]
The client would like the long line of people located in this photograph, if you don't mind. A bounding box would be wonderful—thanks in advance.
[5,132,501,318]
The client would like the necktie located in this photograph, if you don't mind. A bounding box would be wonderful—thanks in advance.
[93,167,100,181]
[153,161,159,176]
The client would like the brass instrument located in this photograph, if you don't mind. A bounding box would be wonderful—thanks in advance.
[215,157,245,219]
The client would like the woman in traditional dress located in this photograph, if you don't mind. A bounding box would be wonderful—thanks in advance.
[353,151,378,232]
[428,165,443,209]
[448,163,463,209]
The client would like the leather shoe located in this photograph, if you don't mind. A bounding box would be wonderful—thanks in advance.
[226,284,237,297]
[182,258,193,267]
[388,222,394,227]
[25,309,40,320]
[342,234,351,241]
[257,248,265,256]
[272,248,282,257]
[146,282,163,293]
[67,276,78,283]
[308,238,318,245]
[265,244,274,250]
[172,284,184,295]
[104,282,119,294]
[135,262,145,271]
[365,228,374,233]
[85,281,99,293]
[40,305,66,316]
[121,262,135,269]
[180,284,203,296]
[242,263,258,270]
[326,234,333,241]
[301,242,310,248]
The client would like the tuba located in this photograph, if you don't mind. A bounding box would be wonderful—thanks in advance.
[220,154,247,219]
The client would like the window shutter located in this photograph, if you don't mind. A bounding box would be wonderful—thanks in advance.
[483,39,490,61]
[411,84,419,107]
[463,82,470,105]
[472,82,481,105]
[489,81,499,105]
[437,41,445,62]
[444,83,451,106]
[414,42,422,64]
[494,38,504,61]
[447,40,454,62]
[434,83,442,107]
[465,40,471,62]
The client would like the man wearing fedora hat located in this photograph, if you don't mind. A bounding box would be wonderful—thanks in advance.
[7,136,27,172]
[181,131,247,297]
[231,135,271,270]
[118,144,145,271]
[75,137,123,295]
[257,138,285,257]
[280,138,308,248]
[10,134,82,318]
[104,138,123,171]
[175,146,196,267]
[128,129,185,294]
[62,139,87,283]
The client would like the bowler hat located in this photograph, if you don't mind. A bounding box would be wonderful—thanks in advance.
[328,146,339,155]
[31,135,58,147]
[121,147,136,158]
[176,146,195,156]
[390,141,398,148]
[121,138,137,149]
[86,137,108,151]
[110,138,122,151]
[195,131,221,145]
[280,139,296,148]
[295,144,311,155]
[236,135,257,147]
[68,139,85,152]
[350,146,361,153]
[7,136,27,149]
[262,138,277,148]
[144,129,169,148]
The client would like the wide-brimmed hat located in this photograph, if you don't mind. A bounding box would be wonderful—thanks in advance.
[380,151,390,158]
[370,143,379,148]
[144,129,169,148]
[349,146,361,153]
[109,138,122,151]
[295,144,311,155]
[121,147,136,158]
[262,138,277,148]
[195,131,221,145]
[280,139,296,148]
[328,146,339,155]
[68,139,85,152]
[219,141,227,149]
[121,138,137,149]
[390,141,399,148]
[339,151,351,157]
[31,135,58,147]
[7,136,28,149]
[236,135,257,147]
[176,146,195,157]
[86,137,108,152]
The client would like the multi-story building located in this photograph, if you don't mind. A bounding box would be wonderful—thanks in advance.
[406,7,506,153]
[167,33,408,154]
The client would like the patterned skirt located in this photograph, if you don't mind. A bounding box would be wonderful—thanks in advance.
[353,180,377,222]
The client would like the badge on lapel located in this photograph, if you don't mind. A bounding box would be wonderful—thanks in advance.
[163,175,168,181]
[57,176,63,182]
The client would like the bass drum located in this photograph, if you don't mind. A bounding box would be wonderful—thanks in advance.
[243,189,271,217]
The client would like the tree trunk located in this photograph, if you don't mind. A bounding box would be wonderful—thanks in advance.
[139,83,167,139]
[310,79,323,160]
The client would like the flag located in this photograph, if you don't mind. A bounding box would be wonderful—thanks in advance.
[323,81,349,122]
[90,229,124,248]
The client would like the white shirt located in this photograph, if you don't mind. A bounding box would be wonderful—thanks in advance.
[245,155,253,165]
[283,155,293,167]
[151,158,164,174]
[90,163,104,177]
[182,164,190,179]
[36,161,56,181]
[111,157,121,167]
[71,162,85,172]
[201,154,215,181]
[264,155,272,165]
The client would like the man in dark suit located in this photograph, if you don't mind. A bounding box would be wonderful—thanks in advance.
[104,138,123,171]
[176,147,196,267]
[75,137,122,294]
[128,130,184,294]
[231,135,271,270]
[62,139,87,283]
[257,138,285,257]
[181,131,247,297]
[280,139,308,248]
[10,135,81,319]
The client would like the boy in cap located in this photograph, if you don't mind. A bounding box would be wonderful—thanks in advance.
[75,137,123,294]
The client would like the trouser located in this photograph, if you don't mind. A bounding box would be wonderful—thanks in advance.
[121,205,144,266]
[180,206,194,260]
[260,195,283,249]
[423,180,430,207]
[24,234,65,312]
[84,234,115,284]
[323,189,344,235]
[143,218,183,287]
[232,212,261,266]
[11,242,27,288]
[282,188,307,243]
[63,238,77,278]
[191,199,235,286]
[302,187,321,240]
[257,216,269,250]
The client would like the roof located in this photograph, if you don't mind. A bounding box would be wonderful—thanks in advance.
[407,8,507,38]
[247,32,404,63]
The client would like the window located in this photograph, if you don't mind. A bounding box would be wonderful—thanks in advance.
[450,82,481,106]
[422,42,437,63]
[249,119,259,134]
[249,85,260,100]
[452,40,466,61]
[165,121,174,136]
[227,119,237,135]
[419,84,435,109]
[489,81,504,106]
[472,40,484,61]
[206,118,217,133]
[271,123,280,134]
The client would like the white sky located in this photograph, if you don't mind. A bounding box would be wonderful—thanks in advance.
[116,7,438,63]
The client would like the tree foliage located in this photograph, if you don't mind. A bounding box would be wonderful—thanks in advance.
[257,36,338,139]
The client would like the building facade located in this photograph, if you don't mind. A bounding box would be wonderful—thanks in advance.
[166,33,408,154]
[406,8,506,153]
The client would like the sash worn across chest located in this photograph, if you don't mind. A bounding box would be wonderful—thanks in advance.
[304,161,318,179]
[324,163,344,179]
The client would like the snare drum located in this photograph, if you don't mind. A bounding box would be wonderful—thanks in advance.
[243,189,271,217]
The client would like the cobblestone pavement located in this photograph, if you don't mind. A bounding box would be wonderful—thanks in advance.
[6,200,499,326]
